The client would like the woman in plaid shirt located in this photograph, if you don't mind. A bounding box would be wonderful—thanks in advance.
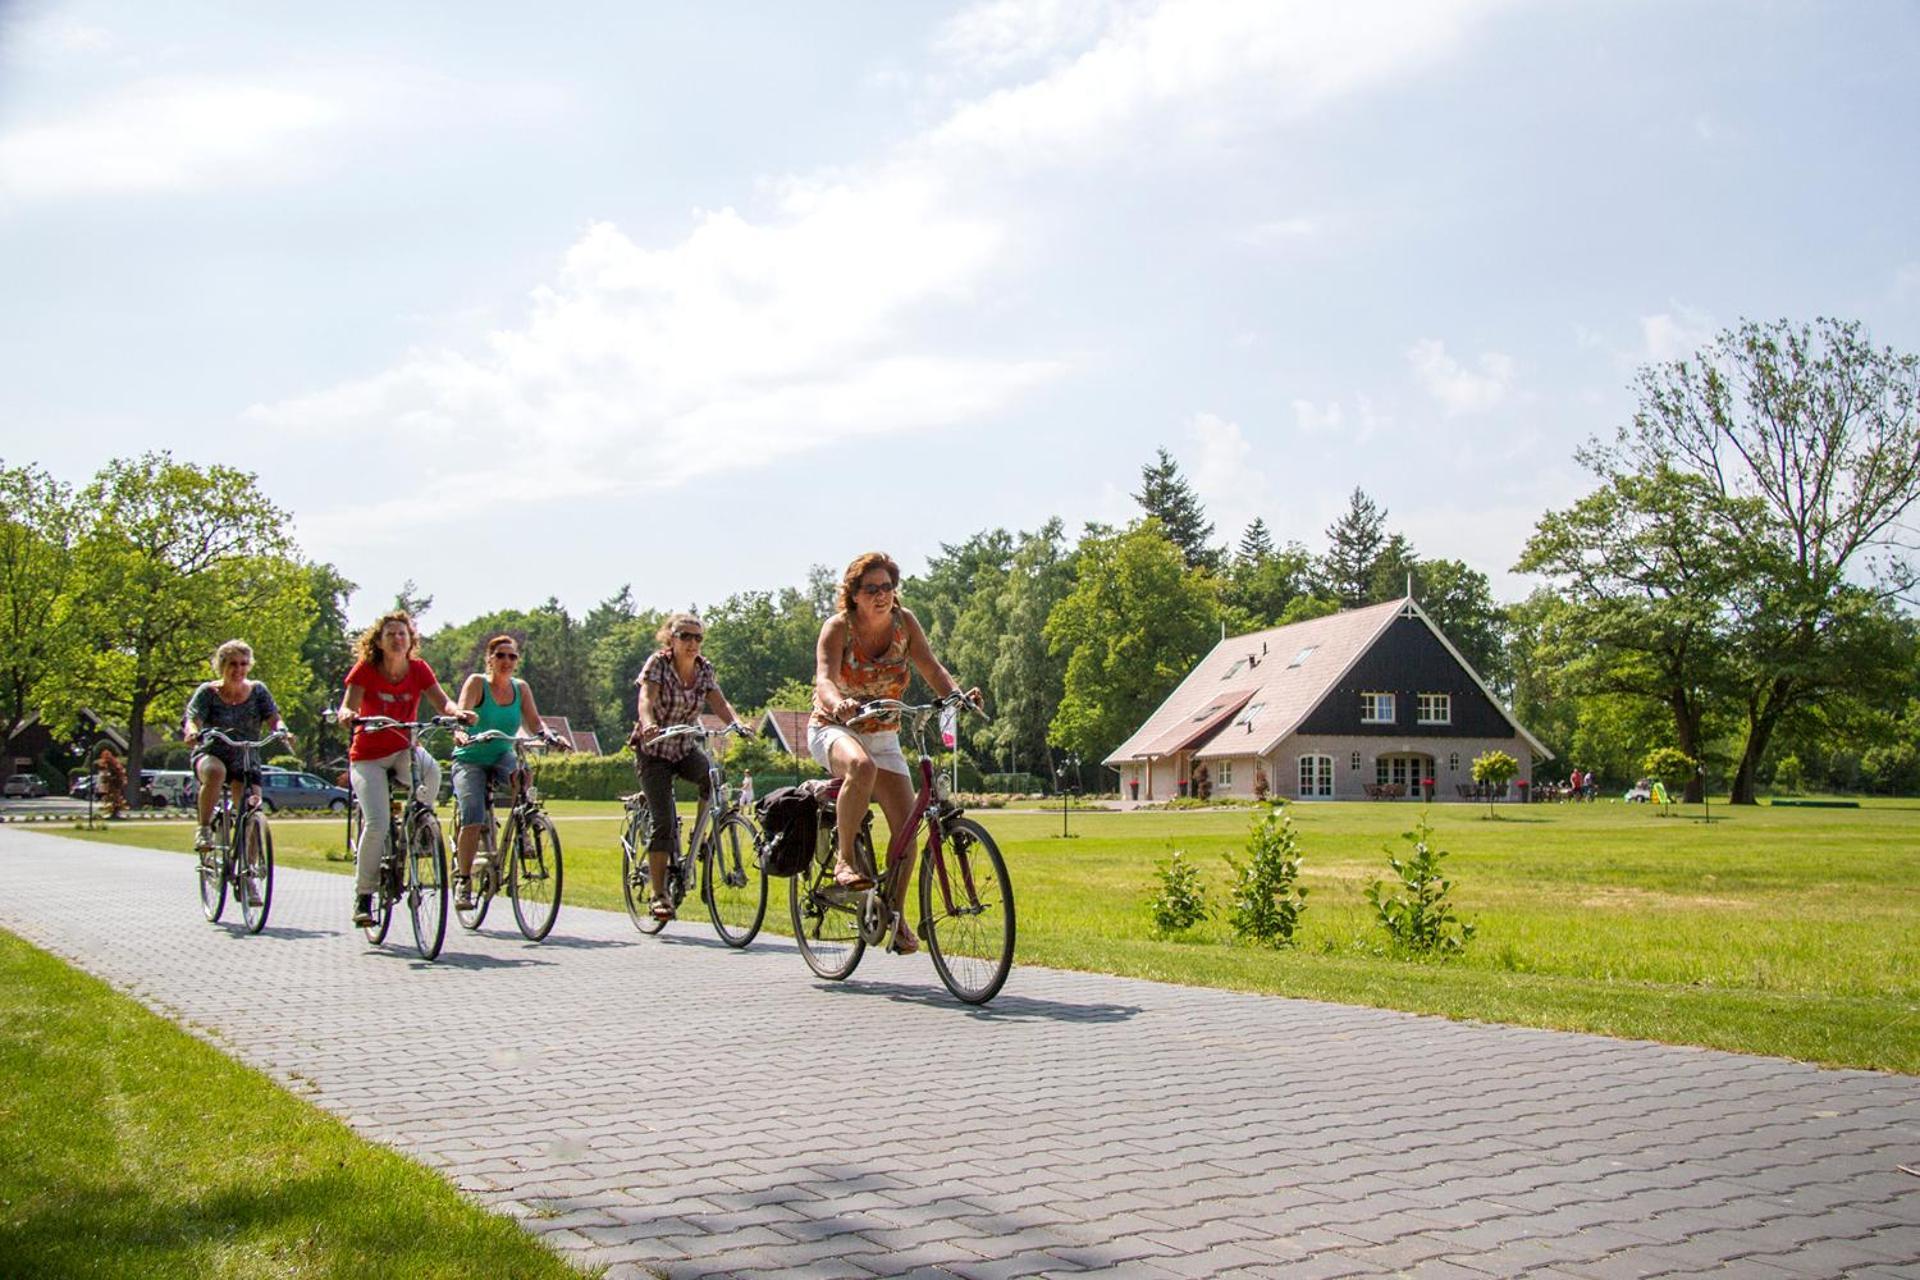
[629,612,748,921]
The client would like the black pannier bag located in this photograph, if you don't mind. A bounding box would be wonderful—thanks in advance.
[755,780,830,876]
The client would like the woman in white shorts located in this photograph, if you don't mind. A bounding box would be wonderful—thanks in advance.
[810,551,976,955]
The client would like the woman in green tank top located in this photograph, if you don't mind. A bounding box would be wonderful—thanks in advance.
[450,634,560,909]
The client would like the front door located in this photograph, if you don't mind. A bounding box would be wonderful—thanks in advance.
[1376,753,1431,798]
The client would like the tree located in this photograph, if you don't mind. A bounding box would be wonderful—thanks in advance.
[1471,749,1519,818]
[1615,317,1920,802]
[1134,449,1219,572]
[1221,542,1315,633]
[978,520,1075,778]
[66,454,315,783]
[289,562,356,766]
[1320,488,1387,608]
[0,463,79,744]
[393,578,433,622]
[1046,520,1219,761]
[699,588,820,713]
[1237,518,1274,563]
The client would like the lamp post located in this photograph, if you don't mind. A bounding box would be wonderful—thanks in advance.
[1698,762,1710,825]
[1054,752,1082,839]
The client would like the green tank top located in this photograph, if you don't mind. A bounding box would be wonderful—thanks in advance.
[453,679,522,765]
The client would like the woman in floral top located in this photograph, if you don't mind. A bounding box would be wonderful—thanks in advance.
[810,551,977,956]
[630,612,747,921]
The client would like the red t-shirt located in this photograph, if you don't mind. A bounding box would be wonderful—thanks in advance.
[345,658,440,760]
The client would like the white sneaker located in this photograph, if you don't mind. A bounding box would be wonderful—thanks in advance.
[194,826,213,852]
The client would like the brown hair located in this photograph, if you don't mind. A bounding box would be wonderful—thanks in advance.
[482,634,519,674]
[837,552,901,616]
[352,611,419,666]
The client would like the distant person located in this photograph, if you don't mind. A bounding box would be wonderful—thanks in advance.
[183,639,292,860]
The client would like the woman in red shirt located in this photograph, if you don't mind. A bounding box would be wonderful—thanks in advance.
[336,611,473,927]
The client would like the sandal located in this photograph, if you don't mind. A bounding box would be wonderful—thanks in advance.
[832,861,875,891]
[650,896,675,921]
[890,919,920,955]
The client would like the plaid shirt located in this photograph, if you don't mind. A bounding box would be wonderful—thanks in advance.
[636,650,717,761]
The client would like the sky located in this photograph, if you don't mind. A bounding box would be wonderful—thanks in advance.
[1,0,1916,629]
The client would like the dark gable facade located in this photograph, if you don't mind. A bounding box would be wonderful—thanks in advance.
[1295,615,1511,739]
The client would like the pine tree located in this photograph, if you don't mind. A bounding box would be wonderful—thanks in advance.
[1237,518,1274,564]
[1133,448,1219,571]
[1320,488,1387,609]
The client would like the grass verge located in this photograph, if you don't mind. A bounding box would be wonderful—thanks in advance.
[0,928,593,1280]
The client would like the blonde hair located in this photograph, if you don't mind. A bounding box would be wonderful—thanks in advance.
[353,611,419,666]
[837,552,901,615]
[211,639,254,676]
[654,612,704,651]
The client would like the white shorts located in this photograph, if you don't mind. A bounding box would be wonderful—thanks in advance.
[808,724,911,778]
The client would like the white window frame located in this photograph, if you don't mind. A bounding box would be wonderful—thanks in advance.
[1350,751,1361,770]
[1361,691,1395,724]
[1449,752,1461,773]
[1298,754,1333,799]
[1217,760,1234,788]
[1288,645,1317,668]
[1417,692,1451,725]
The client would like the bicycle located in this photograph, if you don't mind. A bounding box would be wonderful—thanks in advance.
[346,714,456,961]
[789,692,1015,1005]
[452,730,566,941]
[195,727,288,935]
[619,722,767,947]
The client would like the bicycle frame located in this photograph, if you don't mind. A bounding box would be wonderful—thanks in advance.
[844,700,980,935]
[197,727,286,933]
[348,714,456,959]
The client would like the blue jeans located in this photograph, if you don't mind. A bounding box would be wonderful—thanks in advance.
[452,752,519,830]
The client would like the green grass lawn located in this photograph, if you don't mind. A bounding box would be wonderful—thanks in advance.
[47,796,1920,1073]
[0,929,594,1280]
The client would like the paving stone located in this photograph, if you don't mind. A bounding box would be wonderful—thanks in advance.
[2,826,1916,1280]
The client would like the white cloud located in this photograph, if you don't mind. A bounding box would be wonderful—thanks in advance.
[930,0,1503,162]
[1407,338,1515,416]
[1185,411,1267,542]
[0,78,342,198]
[1240,216,1317,247]
[1290,399,1344,435]
[1891,263,1920,305]
[935,0,1120,75]
[6,15,115,57]
[1639,304,1716,362]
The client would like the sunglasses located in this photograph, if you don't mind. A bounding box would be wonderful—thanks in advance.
[675,632,705,642]
[857,582,896,597]
[493,651,520,662]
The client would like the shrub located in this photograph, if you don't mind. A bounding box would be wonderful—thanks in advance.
[1772,753,1804,794]
[1643,746,1696,811]
[528,750,640,801]
[981,772,1048,795]
[1364,816,1474,957]
[1252,764,1269,802]
[1223,804,1308,947]
[1147,850,1210,937]
[268,753,303,772]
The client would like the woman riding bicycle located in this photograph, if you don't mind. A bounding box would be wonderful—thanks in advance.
[629,612,747,922]
[183,639,293,860]
[449,634,559,911]
[810,552,978,956]
[336,611,473,927]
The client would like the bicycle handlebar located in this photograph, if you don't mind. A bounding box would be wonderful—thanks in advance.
[849,690,992,725]
[196,728,290,751]
[342,713,463,732]
[462,729,563,749]
[647,721,749,743]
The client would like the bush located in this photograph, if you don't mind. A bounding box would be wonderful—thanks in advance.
[1224,804,1308,947]
[1861,741,1920,795]
[268,753,303,772]
[1147,850,1210,937]
[1364,816,1474,957]
[1470,750,1519,817]
[981,772,1047,795]
[1772,753,1804,794]
[528,750,641,801]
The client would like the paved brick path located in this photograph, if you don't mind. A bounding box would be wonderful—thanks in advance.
[3,827,1915,1279]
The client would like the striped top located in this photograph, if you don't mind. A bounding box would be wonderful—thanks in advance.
[811,610,911,732]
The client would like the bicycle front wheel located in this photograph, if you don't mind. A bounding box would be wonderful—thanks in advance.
[620,806,666,935]
[239,811,274,935]
[789,829,867,981]
[703,811,766,948]
[509,811,564,942]
[199,812,227,923]
[920,816,1015,1005]
[407,811,449,961]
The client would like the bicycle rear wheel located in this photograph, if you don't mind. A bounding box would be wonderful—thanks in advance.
[703,811,765,948]
[199,812,227,923]
[364,825,397,945]
[408,810,448,961]
[509,811,564,942]
[621,806,667,935]
[920,816,1015,1005]
[239,811,274,935]
[789,826,868,980]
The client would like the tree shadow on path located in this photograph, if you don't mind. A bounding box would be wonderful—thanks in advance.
[813,979,1140,1024]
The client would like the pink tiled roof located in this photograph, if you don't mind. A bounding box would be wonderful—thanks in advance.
[758,709,812,755]
[1105,600,1406,766]
[539,715,602,754]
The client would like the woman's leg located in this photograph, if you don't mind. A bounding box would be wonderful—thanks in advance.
[451,762,483,878]
[350,756,394,898]
[638,754,678,911]
[869,766,920,950]
[826,735,877,886]
[193,755,226,842]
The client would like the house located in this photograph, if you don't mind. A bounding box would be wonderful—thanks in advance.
[538,716,603,755]
[756,709,812,758]
[1105,596,1549,802]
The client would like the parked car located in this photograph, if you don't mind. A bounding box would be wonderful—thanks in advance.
[143,770,194,807]
[3,774,49,798]
[259,768,351,813]
[1624,779,1653,803]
